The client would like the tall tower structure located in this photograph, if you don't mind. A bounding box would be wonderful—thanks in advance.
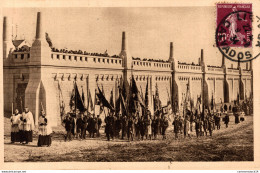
[201,49,207,110]
[169,42,177,113]
[24,12,54,126]
[169,42,174,62]
[120,31,132,90]
[3,16,15,60]
[120,31,132,70]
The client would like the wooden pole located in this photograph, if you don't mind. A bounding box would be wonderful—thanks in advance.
[12,102,13,115]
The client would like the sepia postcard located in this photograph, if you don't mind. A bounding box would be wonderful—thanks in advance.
[0,0,260,170]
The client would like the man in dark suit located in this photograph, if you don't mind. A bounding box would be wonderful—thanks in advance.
[121,115,128,139]
[63,114,74,141]
[105,113,115,141]
[89,114,98,138]
[224,112,229,128]
[76,113,87,140]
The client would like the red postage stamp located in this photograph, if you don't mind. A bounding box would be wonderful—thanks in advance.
[216,4,252,48]
[216,4,253,62]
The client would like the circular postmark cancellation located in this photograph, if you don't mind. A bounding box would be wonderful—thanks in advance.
[216,7,259,62]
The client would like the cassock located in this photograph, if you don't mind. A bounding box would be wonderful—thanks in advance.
[10,113,21,142]
[19,111,34,143]
[37,115,52,146]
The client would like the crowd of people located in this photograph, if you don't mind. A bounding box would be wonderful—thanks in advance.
[62,110,169,142]
[9,100,250,147]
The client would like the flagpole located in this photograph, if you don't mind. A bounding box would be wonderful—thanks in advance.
[94,88,96,115]
[20,96,23,114]
[74,81,77,117]
[82,86,84,108]
[58,81,61,116]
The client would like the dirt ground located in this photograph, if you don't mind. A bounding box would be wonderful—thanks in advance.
[4,115,253,162]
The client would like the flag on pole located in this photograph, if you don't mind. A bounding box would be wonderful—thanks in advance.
[58,82,65,117]
[237,92,240,104]
[102,84,105,98]
[196,94,202,113]
[210,92,214,111]
[153,83,162,115]
[145,79,149,108]
[69,86,75,111]
[97,86,114,111]
[82,87,85,105]
[74,82,85,112]
[185,80,191,111]
[109,88,114,109]
[87,89,94,113]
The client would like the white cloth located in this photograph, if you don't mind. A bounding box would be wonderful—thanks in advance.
[19,111,34,131]
[11,114,21,125]
[11,114,21,132]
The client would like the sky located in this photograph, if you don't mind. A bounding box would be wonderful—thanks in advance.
[3,7,243,67]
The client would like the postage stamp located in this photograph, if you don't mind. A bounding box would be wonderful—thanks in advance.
[216,4,254,62]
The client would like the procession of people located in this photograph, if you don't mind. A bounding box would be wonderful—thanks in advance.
[9,100,251,146]
[9,76,253,146]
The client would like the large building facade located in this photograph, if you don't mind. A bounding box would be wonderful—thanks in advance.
[3,12,253,127]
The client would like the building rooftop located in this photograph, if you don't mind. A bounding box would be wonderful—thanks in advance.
[12,40,25,47]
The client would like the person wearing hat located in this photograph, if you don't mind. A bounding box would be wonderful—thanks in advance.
[195,116,203,138]
[89,114,98,138]
[184,115,191,138]
[207,115,214,136]
[211,110,216,130]
[140,116,146,140]
[202,114,209,136]
[114,115,122,139]
[190,110,195,132]
[63,113,74,141]
[10,108,21,143]
[19,107,34,144]
[154,115,160,140]
[121,114,128,140]
[82,112,89,139]
[216,112,221,130]
[146,114,152,140]
[172,113,180,139]
[136,115,142,140]
[127,115,134,141]
[161,115,169,139]
[105,112,115,141]
[37,110,52,147]
[224,111,229,128]
[76,113,87,140]
[233,101,240,124]
[179,115,184,135]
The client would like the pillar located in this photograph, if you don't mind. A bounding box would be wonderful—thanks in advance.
[169,42,173,62]
[25,12,52,126]
[3,16,15,59]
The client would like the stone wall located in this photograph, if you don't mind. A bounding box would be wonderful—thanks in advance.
[3,12,253,127]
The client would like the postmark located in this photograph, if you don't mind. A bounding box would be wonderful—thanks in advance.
[216,4,259,62]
